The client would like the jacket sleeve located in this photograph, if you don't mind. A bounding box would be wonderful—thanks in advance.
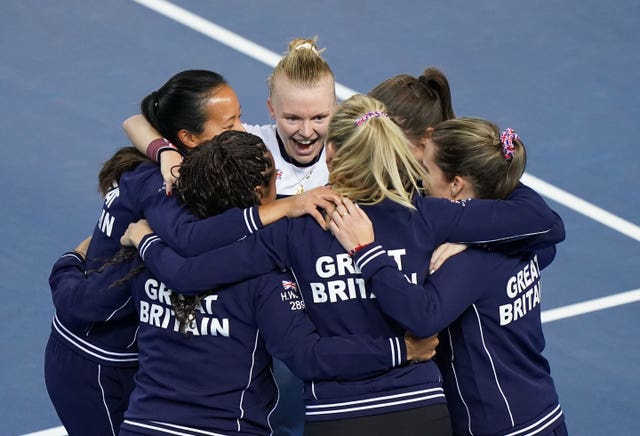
[352,244,485,338]
[478,210,566,256]
[420,183,560,245]
[134,170,264,256]
[255,272,407,380]
[136,219,293,295]
[49,252,137,330]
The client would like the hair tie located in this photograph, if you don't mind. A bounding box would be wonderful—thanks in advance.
[500,128,519,161]
[294,42,316,52]
[354,111,390,127]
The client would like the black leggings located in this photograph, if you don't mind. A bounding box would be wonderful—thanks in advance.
[304,404,452,436]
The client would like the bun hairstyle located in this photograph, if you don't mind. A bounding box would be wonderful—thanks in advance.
[429,117,526,199]
[267,37,335,96]
[140,70,227,153]
[368,67,455,144]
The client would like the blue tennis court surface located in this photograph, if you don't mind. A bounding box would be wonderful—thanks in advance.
[1,1,638,435]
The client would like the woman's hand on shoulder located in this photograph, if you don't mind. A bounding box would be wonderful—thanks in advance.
[429,243,467,274]
[120,219,153,249]
[329,197,374,254]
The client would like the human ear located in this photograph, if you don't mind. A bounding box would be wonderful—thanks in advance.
[266,98,276,120]
[424,127,434,139]
[177,129,199,149]
[450,176,465,200]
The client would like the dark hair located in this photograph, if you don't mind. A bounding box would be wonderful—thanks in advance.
[368,67,455,144]
[171,130,274,333]
[175,130,274,219]
[430,117,526,199]
[98,147,151,196]
[140,70,227,154]
[106,131,274,335]
[91,147,151,281]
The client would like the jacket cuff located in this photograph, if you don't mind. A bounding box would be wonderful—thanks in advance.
[138,233,160,260]
[352,241,397,280]
[244,206,264,233]
[388,336,407,366]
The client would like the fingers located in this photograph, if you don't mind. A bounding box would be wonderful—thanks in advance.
[429,243,468,274]
[309,208,328,230]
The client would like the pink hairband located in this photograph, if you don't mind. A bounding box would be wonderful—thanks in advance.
[354,111,390,127]
[500,128,519,161]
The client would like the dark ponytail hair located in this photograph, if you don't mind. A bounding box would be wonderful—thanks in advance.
[368,67,455,144]
[141,70,227,154]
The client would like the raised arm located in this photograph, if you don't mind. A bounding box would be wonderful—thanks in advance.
[123,114,182,195]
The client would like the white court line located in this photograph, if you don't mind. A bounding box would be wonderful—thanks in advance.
[521,174,640,242]
[541,288,640,323]
[132,0,640,243]
[131,0,356,99]
[19,426,66,436]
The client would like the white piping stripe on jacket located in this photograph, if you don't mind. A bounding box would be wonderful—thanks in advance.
[455,228,551,245]
[243,207,258,233]
[305,392,445,416]
[306,387,444,409]
[123,419,228,436]
[52,315,138,362]
[237,330,260,432]
[97,365,116,436]
[355,245,385,270]
[139,235,161,259]
[104,296,133,322]
[473,304,514,426]
[504,405,563,436]
[447,325,474,435]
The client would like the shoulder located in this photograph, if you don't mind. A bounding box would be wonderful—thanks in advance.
[243,123,277,146]
[119,161,161,185]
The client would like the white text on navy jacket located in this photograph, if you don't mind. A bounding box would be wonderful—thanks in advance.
[141,278,230,336]
[499,254,542,325]
[311,249,417,303]
[97,186,120,237]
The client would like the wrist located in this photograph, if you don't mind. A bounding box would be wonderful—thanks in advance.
[348,242,372,257]
[147,137,178,161]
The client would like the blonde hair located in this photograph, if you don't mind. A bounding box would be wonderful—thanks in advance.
[430,117,527,199]
[327,94,429,209]
[267,37,335,96]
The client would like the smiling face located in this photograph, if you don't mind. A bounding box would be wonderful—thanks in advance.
[267,74,336,164]
[188,84,244,146]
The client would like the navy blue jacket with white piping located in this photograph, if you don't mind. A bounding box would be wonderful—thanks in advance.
[49,250,408,436]
[133,183,564,422]
[353,242,566,435]
[49,161,264,367]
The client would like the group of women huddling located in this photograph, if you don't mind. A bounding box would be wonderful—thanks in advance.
[46,37,568,436]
